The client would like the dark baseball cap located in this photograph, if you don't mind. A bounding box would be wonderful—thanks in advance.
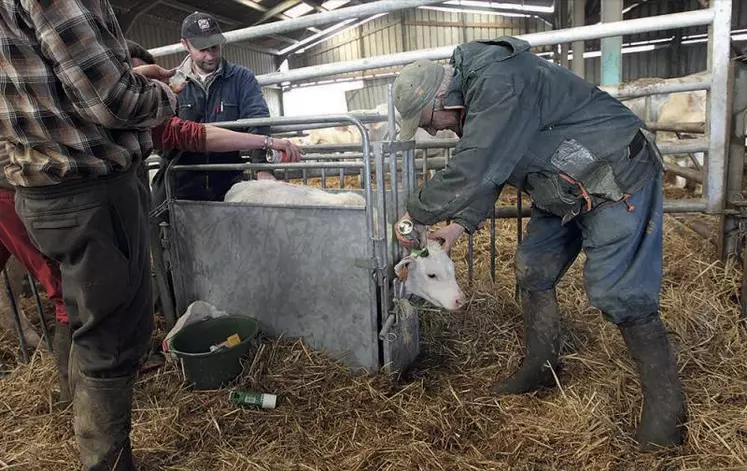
[181,12,226,50]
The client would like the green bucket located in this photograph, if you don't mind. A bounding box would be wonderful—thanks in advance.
[170,315,260,390]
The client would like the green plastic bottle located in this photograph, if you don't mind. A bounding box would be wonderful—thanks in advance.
[228,390,277,409]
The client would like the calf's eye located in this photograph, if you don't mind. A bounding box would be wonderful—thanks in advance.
[427,274,437,279]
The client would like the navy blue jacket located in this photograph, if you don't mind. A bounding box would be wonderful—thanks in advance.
[162,58,271,202]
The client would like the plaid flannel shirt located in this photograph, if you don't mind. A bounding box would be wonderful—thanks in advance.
[0,0,176,187]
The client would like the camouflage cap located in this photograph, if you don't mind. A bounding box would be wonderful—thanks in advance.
[393,60,445,140]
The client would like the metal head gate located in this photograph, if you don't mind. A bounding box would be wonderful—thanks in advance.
[160,114,422,374]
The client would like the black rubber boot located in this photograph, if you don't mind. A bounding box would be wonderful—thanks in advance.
[70,351,137,471]
[53,321,72,406]
[489,288,560,395]
[619,316,686,451]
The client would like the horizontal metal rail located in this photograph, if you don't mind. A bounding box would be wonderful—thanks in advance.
[255,9,714,86]
[602,78,710,99]
[172,162,365,171]
[493,198,708,218]
[148,0,446,58]
[646,121,706,133]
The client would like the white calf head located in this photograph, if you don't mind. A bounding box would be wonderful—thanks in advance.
[394,240,465,311]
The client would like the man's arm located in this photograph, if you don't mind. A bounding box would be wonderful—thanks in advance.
[23,0,175,129]
[152,118,206,153]
[406,75,539,229]
[153,117,302,161]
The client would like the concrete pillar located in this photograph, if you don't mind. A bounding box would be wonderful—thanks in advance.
[600,0,623,85]
[571,0,585,78]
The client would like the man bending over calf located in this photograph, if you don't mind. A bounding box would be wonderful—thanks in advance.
[391,36,685,452]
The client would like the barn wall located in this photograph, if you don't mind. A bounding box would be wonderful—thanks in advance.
[289,9,551,78]
[345,77,393,111]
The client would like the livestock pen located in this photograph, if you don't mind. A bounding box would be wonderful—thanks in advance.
[2,0,747,470]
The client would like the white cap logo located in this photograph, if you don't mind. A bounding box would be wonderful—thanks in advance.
[198,19,210,30]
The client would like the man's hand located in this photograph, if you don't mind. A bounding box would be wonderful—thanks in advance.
[272,139,303,163]
[394,212,426,249]
[133,64,176,84]
[428,223,465,253]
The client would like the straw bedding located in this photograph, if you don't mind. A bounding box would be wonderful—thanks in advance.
[0,180,746,471]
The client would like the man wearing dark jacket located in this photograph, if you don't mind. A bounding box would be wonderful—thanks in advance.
[151,11,274,207]
[392,37,685,451]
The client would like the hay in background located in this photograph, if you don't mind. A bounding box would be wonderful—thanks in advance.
[1,184,746,471]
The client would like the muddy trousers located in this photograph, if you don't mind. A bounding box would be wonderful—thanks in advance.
[15,168,153,471]
[508,171,685,449]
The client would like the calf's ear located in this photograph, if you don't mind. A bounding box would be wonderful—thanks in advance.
[394,257,413,282]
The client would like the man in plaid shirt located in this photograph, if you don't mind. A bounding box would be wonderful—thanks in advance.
[0,1,177,470]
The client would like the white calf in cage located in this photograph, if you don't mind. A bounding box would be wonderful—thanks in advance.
[224,180,465,311]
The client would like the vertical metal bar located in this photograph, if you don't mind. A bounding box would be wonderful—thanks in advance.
[402,152,412,205]
[706,0,732,212]
[389,147,399,263]
[302,168,308,185]
[321,168,327,189]
[422,150,429,182]
[490,206,496,283]
[571,0,586,78]
[387,83,397,142]
[2,268,29,363]
[600,0,623,85]
[373,142,390,347]
[468,233,474,287]
[407,149,417,194]
[27,274,52,352]
[516,187,524,244]
[515,187,524,301]
[374,143,389,264]
[339,168,345,189]
[558,0,570,69]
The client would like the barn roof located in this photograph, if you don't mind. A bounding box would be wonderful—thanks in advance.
[109,0,567,54]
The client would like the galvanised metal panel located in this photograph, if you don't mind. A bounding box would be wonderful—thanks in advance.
[168,201,381,371]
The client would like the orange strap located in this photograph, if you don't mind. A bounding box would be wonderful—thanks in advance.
[621,193,636,212]
[557,173,636,213]
[558,173,593,212]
